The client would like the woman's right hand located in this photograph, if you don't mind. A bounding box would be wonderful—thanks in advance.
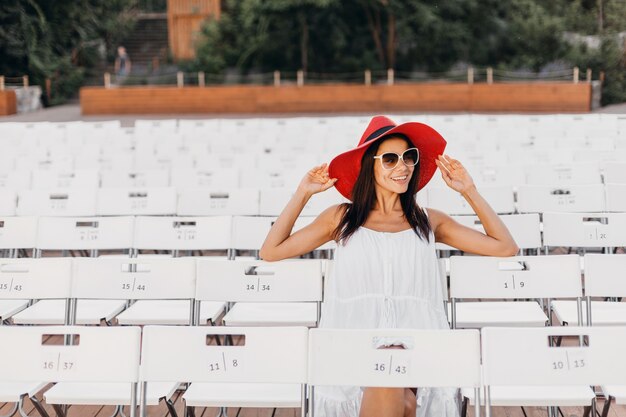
[297,163,337,196]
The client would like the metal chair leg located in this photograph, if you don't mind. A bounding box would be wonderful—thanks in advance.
[29,396,50,417]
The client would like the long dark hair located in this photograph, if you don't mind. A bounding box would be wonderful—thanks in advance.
[333,134,431,243]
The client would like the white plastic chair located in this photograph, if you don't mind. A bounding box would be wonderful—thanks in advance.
[523,163,602,185]
[231,216,275,257]
[308,328,482,417]
[449,255,582,328]
[0,216,38,258]
[31,169,100,189]
[133,216,232,323]
[542,212,626,251]
[2,258,72,327]
[602,162,626,184]
[16,189,98,217]
[427,186,515,215]
[605,183,626,212]
[133,215,232,257]
[71,257,198,327]
[517,185,606,213]
[196,259,323,327]
[97,188,177,216]
[170,168,240,189]
[479,326,626,417]
[35,216,135,257]
[436,214,541,252]
[552,254,626,327]
[258,187,346,216]
[100,170,170,188]
[139,326,309,417]
[0,325,142,417]
[177,188,259,216]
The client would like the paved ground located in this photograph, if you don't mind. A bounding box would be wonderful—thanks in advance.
[2,101,625,126]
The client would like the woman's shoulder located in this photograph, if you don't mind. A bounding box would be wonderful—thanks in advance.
[423,207,447,230]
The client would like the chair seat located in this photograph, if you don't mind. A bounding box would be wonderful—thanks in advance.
[44,382,179,406]
[602,385,626,404]
[0,299,30,320]
[552,300,626,326]
[0,382,47,402]
[200,301,226,324]
[223,303,317,327]
[116,300,225,325]
[461,385,596,406]
[12,299,126,325]
[449,301,548,328]
[182,382,301,408]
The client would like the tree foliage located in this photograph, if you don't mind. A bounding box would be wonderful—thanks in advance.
[190,0,625,104]
[0,0,138,105]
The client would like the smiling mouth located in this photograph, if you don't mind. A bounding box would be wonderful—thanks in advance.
[392,175,408,182]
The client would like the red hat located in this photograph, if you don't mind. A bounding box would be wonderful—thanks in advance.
[329,115,447,201]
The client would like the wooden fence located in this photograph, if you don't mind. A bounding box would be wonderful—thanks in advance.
[0,90,17,116]
[80,83,592,115]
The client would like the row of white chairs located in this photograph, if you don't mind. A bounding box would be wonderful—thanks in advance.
[2,254,625,329]
[1,212,625,256]
[1,212,626,257]
[1,325,625,417]
[2,113,624,141]
[0,258,324,328]
[2,161,626,189]
[1,183,626,217]
[448,254,626,329]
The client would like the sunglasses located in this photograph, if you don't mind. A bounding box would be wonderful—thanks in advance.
[373,148,419,170]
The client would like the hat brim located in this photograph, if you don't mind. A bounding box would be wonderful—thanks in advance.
[328,122,447,201]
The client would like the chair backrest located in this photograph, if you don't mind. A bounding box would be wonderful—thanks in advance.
[517,185,605,213]
[140,326,308,383]
[308,329,481,388]
[524,163,602,185]
[72,257,195,300]
[427,186,515,215]
[436,213,540,251]
[0,190,17,216]
[100,169,170,188]
[481,326,626,386]
[542,212,626,248]
[450,255,581,299]
[584,254,626,298]
[97,187,177,216]
[17,189,98,216]
[605,183,626,212]
[0,216,38,250]
[258,188,345,217]
[196,259,323,302]
[37,216,135,251]
[0,325,141,383]
[177,188,259,216]
[31,169,100,189]
[231,216,274,252]
[602,162,626,184]
[133,216,232,251]
[170,168,240,189]
[0,258,72,299]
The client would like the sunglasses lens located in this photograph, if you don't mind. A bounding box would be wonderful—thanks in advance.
[403,148,419,166]
[381,153,399,169]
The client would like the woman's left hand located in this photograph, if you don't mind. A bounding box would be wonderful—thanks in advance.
[435,155,475,195]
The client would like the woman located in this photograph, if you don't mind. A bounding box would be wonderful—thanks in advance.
[260,116,518,417]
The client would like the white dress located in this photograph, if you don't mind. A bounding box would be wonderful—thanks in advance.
[315,226,461,417]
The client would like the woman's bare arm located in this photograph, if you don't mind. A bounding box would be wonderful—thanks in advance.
[430,155,519,256]
[259,164,341,261]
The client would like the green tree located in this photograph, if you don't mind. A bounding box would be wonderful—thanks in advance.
[0,0,138,105]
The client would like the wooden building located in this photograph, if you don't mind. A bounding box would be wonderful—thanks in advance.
[167,0,221,60]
